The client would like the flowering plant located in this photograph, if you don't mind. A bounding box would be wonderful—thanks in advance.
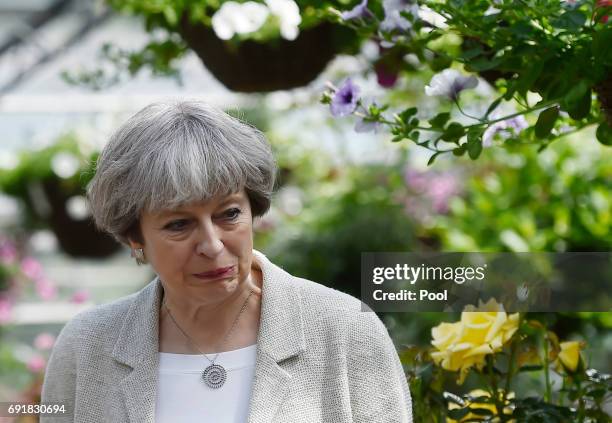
[324,0,612,164]
[0,237,59,327]
[64,0,363,91]
[0,133,120,257]
[0,133,96,230]
[402,299,612,422]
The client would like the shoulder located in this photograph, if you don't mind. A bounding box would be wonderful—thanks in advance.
[60,292,137,339]
[289,275,393,347]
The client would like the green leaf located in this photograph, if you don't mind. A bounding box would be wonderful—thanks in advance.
[469,407,494,416]
[467,139,482,159]
[535,106,559,138]
[163,6,179,26]
[466,127,484,159]
[441,122,465,142]
[447,407,471,420]
[516,61,544,97]
[398,107,418,123]
[484,97,503,119]
[563,80,589,107]
[596,122,612,146]
[428,112,450,129]
[453,144,467,156]
[592,27,612,66]
[566,89,591,120]
[552,10,587,32]
[562,80,591,120]
[427,151,442,166]
[467,56,503,72]
[460,46,485,60]
[519,365,543,372]
[430,55,453,72]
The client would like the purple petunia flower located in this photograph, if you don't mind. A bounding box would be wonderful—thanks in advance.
[483,115,529,146]
[341,0,371,20]
[425,69,478,101]
[331,78,360,117]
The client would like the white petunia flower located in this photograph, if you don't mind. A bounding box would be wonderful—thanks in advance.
[418,5,447,29]
[266,0,302,40]
[211,1,270,40]
[381,0,419,32]
[50,152,80,179]
[424,69,478,101]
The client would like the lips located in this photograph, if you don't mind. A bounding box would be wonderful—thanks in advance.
[194,266,234,278]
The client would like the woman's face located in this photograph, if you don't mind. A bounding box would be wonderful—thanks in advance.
[131,189,255,304]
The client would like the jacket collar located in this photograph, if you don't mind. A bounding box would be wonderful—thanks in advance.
[111,250,305,422]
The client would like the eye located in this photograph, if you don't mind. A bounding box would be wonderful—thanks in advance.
[164,219,190,231]
[223,208,242,221]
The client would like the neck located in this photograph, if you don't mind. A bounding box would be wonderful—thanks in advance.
[158,269,263,354]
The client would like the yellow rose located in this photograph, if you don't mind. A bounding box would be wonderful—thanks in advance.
[447,389,515,423]
[556,341,583,372]
[431,300,519,384]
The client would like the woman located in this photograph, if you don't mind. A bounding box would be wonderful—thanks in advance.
[40,101,413,422]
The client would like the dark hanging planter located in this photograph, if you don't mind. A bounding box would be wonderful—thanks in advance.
[35,179,120,258]
[595,76,612,125]
[177,19,356,93]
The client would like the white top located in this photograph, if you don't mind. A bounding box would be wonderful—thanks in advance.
[155,344,258,423]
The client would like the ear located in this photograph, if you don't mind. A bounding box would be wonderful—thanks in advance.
[127,238,144,250]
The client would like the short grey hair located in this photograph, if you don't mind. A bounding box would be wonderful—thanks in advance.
[87,100,276,246]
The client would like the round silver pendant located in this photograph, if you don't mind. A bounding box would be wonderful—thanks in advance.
[202,364,227,389]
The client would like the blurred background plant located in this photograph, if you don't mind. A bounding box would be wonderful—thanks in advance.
[0,0,610,420]
[0,133,118,258]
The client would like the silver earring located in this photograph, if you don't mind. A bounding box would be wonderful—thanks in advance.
[131,248,146,265]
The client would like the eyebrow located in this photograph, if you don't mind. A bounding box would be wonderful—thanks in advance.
[156,194,244,218]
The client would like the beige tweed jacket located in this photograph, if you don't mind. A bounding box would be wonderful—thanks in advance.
[40,250,413,422]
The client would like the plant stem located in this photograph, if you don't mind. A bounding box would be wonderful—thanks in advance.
[487,355,507,422]
[454,99,483,121]
[504,337,517,401]
[543,331,552,403]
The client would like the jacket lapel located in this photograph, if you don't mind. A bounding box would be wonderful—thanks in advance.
[112,278,163,423]
[109,250,306,423]
[247,251,306,422]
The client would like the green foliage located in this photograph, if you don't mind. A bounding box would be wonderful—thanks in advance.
[0,133,97,228]
[63,0,365,89]
[434,141,612,252]
[263,165,418,299]
[324,0,612,162]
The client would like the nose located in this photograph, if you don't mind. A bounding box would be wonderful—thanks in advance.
[195,221,224,258]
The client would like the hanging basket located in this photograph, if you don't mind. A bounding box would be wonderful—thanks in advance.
[177,19,354,93]
[39,179,120,258]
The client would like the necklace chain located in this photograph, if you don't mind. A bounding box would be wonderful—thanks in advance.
[162,289,254,365]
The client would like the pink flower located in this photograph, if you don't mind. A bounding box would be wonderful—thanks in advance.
[428,174,460,213]
[0,239,17,264]
[403,168,461,214]
[34,333,56,350]
[35,278,57,300]
[0,298,12,324]
[20,257,43,280]
[70,290,90,304]
[597,0,611,23]
[26,355,47,373]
